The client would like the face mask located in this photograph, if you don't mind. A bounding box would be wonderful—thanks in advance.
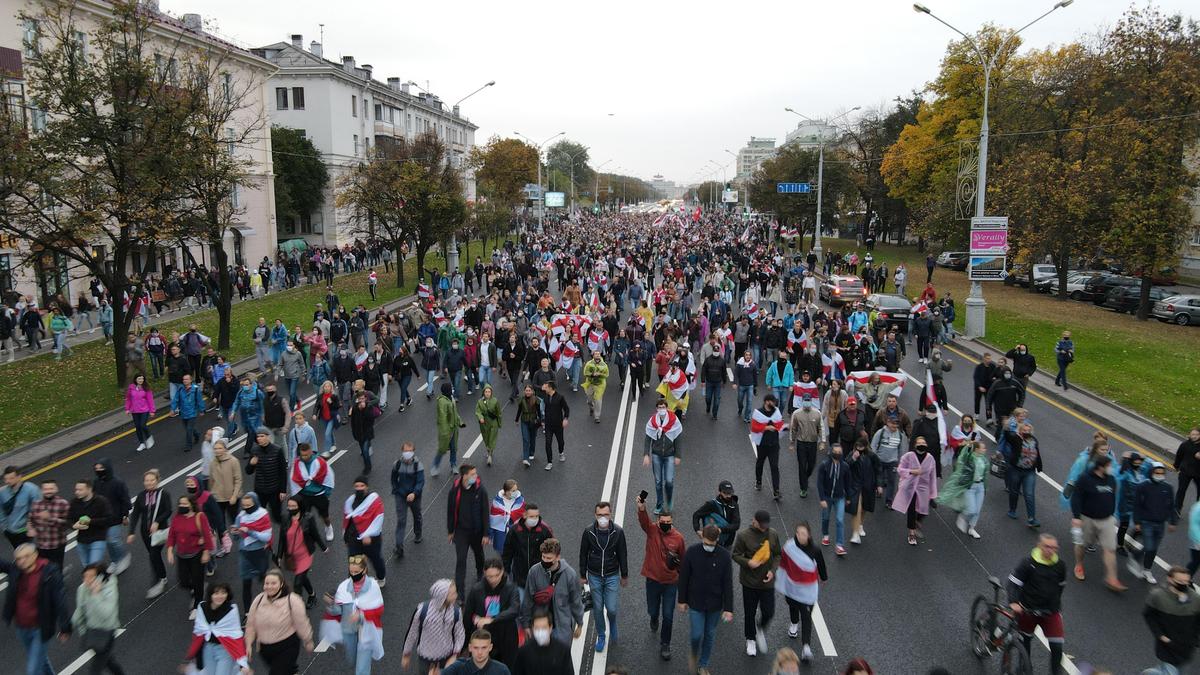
[186,487,198,495]
[288,508,300,516]
[178,506,190,515]
[95,468,107,478]
[355,489,367,499]
[287,345,295,351]
[659,522,672,534]
[1003,372,1012,379]
[1153,474,1165,482]
[242,385,250,392]
[401,451,415,462]
[349,571,365,582]
[702,544,716,553]
[509,490,521,500]
[532,628,552,646]
[1173,582,1191,593]
[596,516,610,528]
[525,516,540,529]
[915,447,928,455]
[541,560,554,570]
[464,476,476,488]
[243,505,255,513]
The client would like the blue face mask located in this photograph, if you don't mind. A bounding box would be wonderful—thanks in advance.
[242,385,250,392]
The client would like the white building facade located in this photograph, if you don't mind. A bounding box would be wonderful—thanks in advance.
[252,35,479,249]
[735,137,776,181]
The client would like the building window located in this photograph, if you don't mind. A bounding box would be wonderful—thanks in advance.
[221,72,231,103]
[3,80,26,127]
[0,254,11,292]
[353,134,359,155]
[388,107,394,123]
[275,87,288,110]
[72,30,86,58]
[362,98,367,118]
[166,58,178,85]
[374,103,382,120]
[351,95,357,117]
[22,19,39,58]
[30,106,46,133]
[292,87,304,109]
[1191,229,1200,247]
[299,213,313,234]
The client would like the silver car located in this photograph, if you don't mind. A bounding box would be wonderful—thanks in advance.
[1152,295,1200,326]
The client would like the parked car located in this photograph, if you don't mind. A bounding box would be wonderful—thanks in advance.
[1152,294,1200,326]
[936,251,969,270]
[1003,264,1058,288]
[819,275,866,306]
[1085,274,1140,304]
[1101,285,1171,314]
[864,294,912,333]
[1040,272,1098,299]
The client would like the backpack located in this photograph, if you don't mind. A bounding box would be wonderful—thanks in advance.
[407,600,461,653]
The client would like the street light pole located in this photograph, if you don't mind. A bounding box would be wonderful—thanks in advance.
[724,148,748,217]
[784,106,861,256]
[515,131,566,232]
[443,80,495,274]
[914,0,1072,338]
[594,159,612,212]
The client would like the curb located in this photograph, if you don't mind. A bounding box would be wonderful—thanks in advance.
[956,336,1184,455]
[9,288,423,474]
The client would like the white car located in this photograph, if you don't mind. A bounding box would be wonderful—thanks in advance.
[1042,272,1097,300]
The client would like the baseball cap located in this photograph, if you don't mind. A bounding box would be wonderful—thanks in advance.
[718,480,734,495]
[754,509,771,525]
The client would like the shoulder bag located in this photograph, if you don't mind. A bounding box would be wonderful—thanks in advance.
[149,492,169,547]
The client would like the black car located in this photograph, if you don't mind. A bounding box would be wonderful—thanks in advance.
[864,293,912,333]
[1101,285,1171,314]
[1083,274,1139,304]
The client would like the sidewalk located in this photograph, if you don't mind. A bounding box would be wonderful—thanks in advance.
[5,288,422,474]
[948,336,1184,456]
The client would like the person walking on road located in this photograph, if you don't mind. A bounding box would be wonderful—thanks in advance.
[677,524,734,675]
[1142,565,1200,675]
[234,492,274,610]
[580,500,630,655]
[1,466,41,551]
[939,440,989,540]
[1007,534,1067,675]
[582,350,609,423]
[126,469,171,599]
[817,445,852,555]
[541,381,570,471]
[2,543,71,675]
[320,555,386,675]
[644,398,683,513]
[244,569,314,675]
[752,394,787,501]
[92,459,131,574]
[692,481,741,549]
[1069,455,1127,592]
[1054,331,1074,390]
[72,562,126,675]
[348,391,380,474]
[891,438,938,546]
[734,350,758,423]
[29,479,71,569]
[1173,427,1200,511]
[732,510,781,658]
[166,494,215,618]
[475,385,502,466]
[124,374,156,453]
[512,610,573,675]
[289,443,336,542]
[515,385,542,469]
[520,538,584,649]
[448,465,489,600]
[171,374,205,453]
[776,521,827,663]
[488,480,524,554]
[464,561,521,668]
[208,439,244,533]
[636,493,685,662]
[343,476,387,587]
[1004,421,1043,529]
[501,504,552,599]
[435,382,464,477]
[69,478,115,567]
[1131,463,1177,584]
[390,441,425,559]
[402,579,466,674]
[279,496,327,608]
[1006,344,1037,391]
[972,353,998,420]
[247,428,287,523]
[789,393,825,499]
[700,341,728,419]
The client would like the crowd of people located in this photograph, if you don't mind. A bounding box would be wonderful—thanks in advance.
[1,210,1197,675]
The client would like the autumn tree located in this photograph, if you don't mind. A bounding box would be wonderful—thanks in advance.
[0,0,196,387]
[545,139,592,198]
[748,144,852,247]
[468,136,537,209]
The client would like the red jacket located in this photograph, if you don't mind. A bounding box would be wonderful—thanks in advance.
[637,507,686,585]
[166,512,214,557]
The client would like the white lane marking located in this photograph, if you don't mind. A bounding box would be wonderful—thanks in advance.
[417,376,440,392]
[574,378,632,675]
[58,629,126,675]
[462,433,484,460]
[315,638,332,653]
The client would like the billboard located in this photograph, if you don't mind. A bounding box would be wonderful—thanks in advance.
[969,255,1007,281]
[544,192,565,208]
[722,189,739,203]
[969,229,1008,255]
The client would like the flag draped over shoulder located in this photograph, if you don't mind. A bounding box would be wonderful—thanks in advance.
[320,577,385,661]
[749,407,785,446]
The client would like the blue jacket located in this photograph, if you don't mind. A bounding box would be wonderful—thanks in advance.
[1116,468,1148,518]
[1134,479,1178,525]
[764,359,794,389]
[171,384,205,419]
[391,457,425,498]
[0,481,41,534]
[270,325,289,349]
[231,384,264,421]
[1189,502,1200,548]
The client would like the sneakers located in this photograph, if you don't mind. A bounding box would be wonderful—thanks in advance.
[1145,570,1157,584]
[1006,511,1018,520]
[486,455,492,466]
[136,442,146,453]
[788,623,799,638]
[325,524,334,542]
[755,627,767,654]
[1027,519,1041,529]
[857,525,866,538]
[799,489,808,499]
[113,554,131,575]
[1075,564,1086,581]
[821,535,830,546]
[146,579,166,599]
[558,452,565,462]
[377,578,386,588]
[835,545,847,556]
[968,528,981,539]
[188,608,197,621]
[595,634,606,653]
[659,644,671,661]
[801,644,814,662]
[1127,559,1142,578]
[849,534,861,545]
[773,491,781,502]
[745,639,757,657]
[146,435,155,449]
[522,459,531,468]
[545,462,553,471]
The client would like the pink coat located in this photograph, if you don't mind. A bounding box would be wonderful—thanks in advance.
[124,384,156,414]
[890,451,938,515]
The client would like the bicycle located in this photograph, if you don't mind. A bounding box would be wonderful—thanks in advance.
[969,575,1033,675]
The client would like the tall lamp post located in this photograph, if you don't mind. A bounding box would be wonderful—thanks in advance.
[514,131,566,232]
[594,159,612,212]
[723,148,749,217]
[783,106,860,257]
[444,80,495,273]
[564,146,590,214]
[913,1,1073,338]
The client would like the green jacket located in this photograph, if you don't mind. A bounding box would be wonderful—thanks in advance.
[437,325,464,352]
[730,526,782,590]
[436,394,461,451]
[72,576,121,632]
[475,396,501,429]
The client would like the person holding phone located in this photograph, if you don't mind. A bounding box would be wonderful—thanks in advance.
[636,491,685,662]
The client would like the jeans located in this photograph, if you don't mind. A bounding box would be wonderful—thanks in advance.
[478,365,493,388]
[453,528,485,598]
[741,586,775,639]
[881,461,899,505]
[105,524,127,565]
[285,377,299,405]
[963,481,985,527]
[651,454,676,511]
[131,412,151,444]
[378,374,389,407]
[341,629,375,675]
[645,579,677,646]
[688,609,721,667]
[520,422,538,461]
[738,385,754,421]
[149,351,164,378]
[587,573,621,640]
[448,369,462,398]
[821,498,846,546]
[568,360,582,387]
[394,495,422,552]
[77,539,107,566]
[1006,467,1038,520]
[320,418,336,453]
[425,370,437,396]
[16,625,54,675]
[1141,521,1166,570]
[1055,357,1070,388]
[398,374,412,404]
[704,383,722,416]
[434,434,458,472]
[358,439,373,472]
[181,416,200,451]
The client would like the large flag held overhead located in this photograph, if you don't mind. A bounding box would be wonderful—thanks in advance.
[790,380,820,409]
[821,352,846,382]
[846,371,905,398]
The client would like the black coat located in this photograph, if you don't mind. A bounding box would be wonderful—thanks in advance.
[1174,439,1200,478]
[502,519,553,586]
[128,488,172,537]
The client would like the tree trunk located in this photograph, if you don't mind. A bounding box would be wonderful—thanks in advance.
[394,243,405,288]
[211,240,233,350]
[416,246,428,288]
[1136,274,1152,321]
[109,281,130,390]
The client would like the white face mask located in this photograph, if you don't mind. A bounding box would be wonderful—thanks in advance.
[596,516,611,528]
[702,544,716,553]
[509,490,521,500]
[401,451,415,462]
[532,628,552,646]
[525,516,539,528]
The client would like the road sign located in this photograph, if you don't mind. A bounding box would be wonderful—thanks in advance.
[970,216,1008,229]
[777,183,812,194]
[722,189,739,203]
[969,255,1007,281]
[970,229,1008,255]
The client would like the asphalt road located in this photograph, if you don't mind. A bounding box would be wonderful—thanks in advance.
[1,300,1189,675]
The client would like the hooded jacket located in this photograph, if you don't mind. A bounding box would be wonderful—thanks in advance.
[403,579,466,661]
[1144,585,1200,665]
[92,459,130,521]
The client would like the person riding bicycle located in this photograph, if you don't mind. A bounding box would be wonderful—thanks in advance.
[1007,533,1067,675]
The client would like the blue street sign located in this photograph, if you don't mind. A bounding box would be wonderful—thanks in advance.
[777,182,812,194]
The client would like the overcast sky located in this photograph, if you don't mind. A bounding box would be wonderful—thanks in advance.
[163,0,1193,187]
